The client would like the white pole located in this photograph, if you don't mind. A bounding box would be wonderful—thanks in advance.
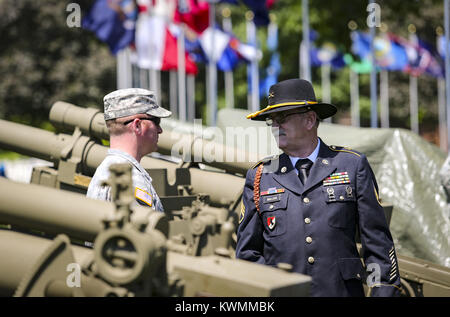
[350,69,360,127]
[438,78,447,151]
[380,70,389,128]
[208,0,218,126]
[149,69,158,103]
[170,70,178,118]
[301,0,311,82]
[369,0,378,128]
[117,48,132,89]
[177,25,186,121]
[139,68,148,89]
[409,75,419,134]
[321,64,331,123]
[409,31,419,134]
[156,70,161,108]
[187,74,195,121]
[436,28,447,151]
[222,8,235,109]
[246,11,259,112]
[117,49,124,89]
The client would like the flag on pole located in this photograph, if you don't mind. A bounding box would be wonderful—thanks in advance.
[351,31,408,71]
[374,35,408,71]
[310,42,345,69]
[184,26,261,71]
[82,0,137,54]
[134,14,198,74]
[390,33,444,77]
[174,0,210,34]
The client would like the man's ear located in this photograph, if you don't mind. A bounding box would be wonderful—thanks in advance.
[128,119,140,135]
[306,112,317,130]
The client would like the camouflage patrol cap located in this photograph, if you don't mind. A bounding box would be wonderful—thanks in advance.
[103,88,172,121]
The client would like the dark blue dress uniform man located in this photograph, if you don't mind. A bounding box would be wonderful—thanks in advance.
[236,79,402,297]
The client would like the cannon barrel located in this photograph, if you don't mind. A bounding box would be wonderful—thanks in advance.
[0,230,94,296]
[0,177,168,242]
[0,119,244,205]
[49,101,261,175]
[0,167,311,297]
[0,229,312,297]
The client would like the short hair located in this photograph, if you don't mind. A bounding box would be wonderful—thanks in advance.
[106,119,129,136]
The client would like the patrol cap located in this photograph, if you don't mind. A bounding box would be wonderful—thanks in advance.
[246,79,337,121]
[103,88,172,121]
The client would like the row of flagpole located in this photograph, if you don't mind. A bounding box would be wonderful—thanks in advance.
[117,2,262,126]
[116,0,450,152]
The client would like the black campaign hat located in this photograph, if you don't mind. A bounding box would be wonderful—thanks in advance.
[247,78,337,121]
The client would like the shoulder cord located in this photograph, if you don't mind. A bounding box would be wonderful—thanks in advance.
[253,164,264,216]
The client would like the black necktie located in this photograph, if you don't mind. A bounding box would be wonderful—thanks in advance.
[295,159,313,185]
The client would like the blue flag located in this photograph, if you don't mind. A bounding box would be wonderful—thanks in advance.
[374,35,408,71]
[390,33,444,77]
[185,27,246,72]
[82,0,137,55]
[217,44,241,71]
[351,31,408,71]
[351,31,371,60]
[418,39,444,78]
[310,43,345,70]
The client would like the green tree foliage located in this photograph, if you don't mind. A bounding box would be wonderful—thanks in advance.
[0,0,116,128]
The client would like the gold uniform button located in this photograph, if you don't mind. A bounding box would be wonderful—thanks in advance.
[308,256,315,264]
[303,197,310,204]
[306,236,312,243]
[304,217,311,224]
[339,195,345,200]
[269,204,274,210]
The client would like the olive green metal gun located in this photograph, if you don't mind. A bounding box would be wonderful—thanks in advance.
[0,164,311,297]
[0,101,449,297]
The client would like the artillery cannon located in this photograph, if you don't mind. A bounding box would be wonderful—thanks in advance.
[0,164,311,297]
[0,102,449,297]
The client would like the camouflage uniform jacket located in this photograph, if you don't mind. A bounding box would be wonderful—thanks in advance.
[86,149,164,212]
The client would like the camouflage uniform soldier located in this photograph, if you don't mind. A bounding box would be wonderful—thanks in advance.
[87,88,171,212]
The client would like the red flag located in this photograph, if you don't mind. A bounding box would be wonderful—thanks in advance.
[135,14,198,75]
[174,0,209,34]
[162,27,198,74]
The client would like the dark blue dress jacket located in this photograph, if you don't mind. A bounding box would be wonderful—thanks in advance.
[236,139,402,297]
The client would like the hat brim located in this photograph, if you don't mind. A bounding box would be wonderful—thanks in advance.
[250,103,337,121]
[146,107,172,118]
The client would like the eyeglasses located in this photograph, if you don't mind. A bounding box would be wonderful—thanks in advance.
[122,117,161,126]
[265,109,310,126]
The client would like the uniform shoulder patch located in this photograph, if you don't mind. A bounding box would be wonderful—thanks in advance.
[135,187,153,207]
[251,154,279,169]
[329,145,361,157]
